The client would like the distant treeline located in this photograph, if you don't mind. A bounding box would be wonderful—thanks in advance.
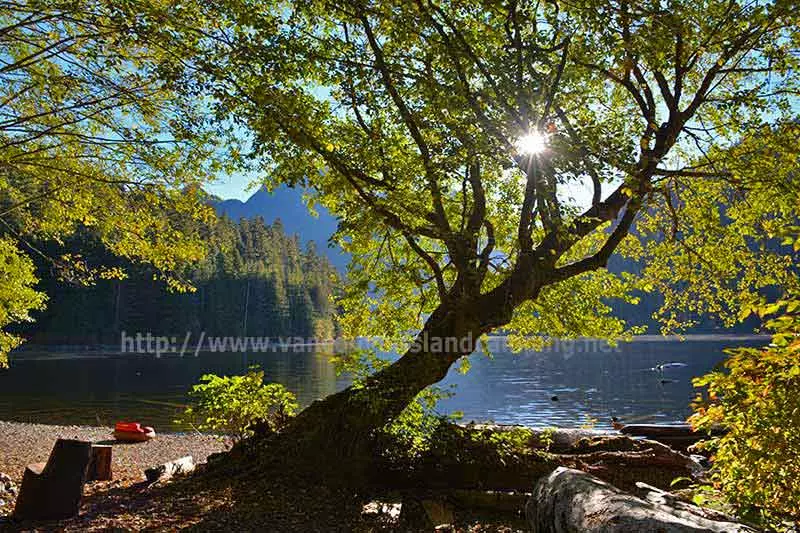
[23,216,339,346]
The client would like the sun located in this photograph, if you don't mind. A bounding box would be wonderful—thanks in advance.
[514,131,548,155]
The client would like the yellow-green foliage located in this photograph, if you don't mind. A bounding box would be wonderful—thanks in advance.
[0,238,46,366]
[630,124,800,334]
[0,0,228,361]
[178,367,298,440]
[690,297,800,530]
[379,387,453,460]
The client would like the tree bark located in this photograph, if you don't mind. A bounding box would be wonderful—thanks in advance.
[227,285,528,483]
[526,467,756,533]
[273,302,489,464]
[376,425,696,493]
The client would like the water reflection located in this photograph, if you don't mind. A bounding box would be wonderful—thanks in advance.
[0,349,349,430]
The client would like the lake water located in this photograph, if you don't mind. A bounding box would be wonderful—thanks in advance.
[0,335,766,431]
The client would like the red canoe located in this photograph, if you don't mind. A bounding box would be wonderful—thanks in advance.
[113,422,156,442]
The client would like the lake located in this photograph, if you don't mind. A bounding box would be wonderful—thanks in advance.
[0,335,767,431]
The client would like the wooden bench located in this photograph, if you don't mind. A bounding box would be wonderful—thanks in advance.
[13,438,92,521]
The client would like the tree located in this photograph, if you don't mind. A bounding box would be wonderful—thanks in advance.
[0,0,229,363]
[144,0,799,457]
[0,237,45,355]
[22,215,340,344]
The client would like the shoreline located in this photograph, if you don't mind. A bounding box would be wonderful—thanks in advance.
[7,333,770,361]
[0,419,705,531]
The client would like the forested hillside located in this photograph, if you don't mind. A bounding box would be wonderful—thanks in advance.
[210,188,764,335]
[21,216,339,346]
[212,186,347,270]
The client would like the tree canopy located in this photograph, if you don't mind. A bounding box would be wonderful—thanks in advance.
[3,0,798,445]
[0,0,229,363]
[146,0,799,346]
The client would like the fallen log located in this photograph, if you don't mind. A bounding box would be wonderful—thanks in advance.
[558,439,701,491]
[526,467,757,533]
[620,424,725,438]
[620,424,695,437]
[144,456,195,483]
[634,482,741,523]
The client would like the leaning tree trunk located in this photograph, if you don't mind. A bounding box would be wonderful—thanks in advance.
[246,301,492,478]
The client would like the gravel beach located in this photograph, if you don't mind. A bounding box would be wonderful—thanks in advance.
[0,421,229,484]
[0,420,374,532]
[0,421,526,531]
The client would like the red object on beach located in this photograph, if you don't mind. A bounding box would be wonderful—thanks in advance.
[113,422,156,442]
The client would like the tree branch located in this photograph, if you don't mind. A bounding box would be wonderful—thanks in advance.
[555,106,602,205]
[402,231,448,300]
[552,196,639,280]
[359,13,451,234]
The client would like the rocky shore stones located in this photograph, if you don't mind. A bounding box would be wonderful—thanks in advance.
[0,472,19,510]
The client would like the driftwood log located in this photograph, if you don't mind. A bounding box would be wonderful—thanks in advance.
[618,424,726,452]
[526,467,757,533]
[145,455,195,483]
[633,482,745,523]
[86,444,113,481]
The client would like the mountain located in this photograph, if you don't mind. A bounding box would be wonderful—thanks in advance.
[211,186,347,270]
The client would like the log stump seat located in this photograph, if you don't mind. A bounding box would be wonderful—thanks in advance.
[13,438,92,521]
[87,444,113,482]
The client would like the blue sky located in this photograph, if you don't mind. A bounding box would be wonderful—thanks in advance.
[205,170,258,201]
